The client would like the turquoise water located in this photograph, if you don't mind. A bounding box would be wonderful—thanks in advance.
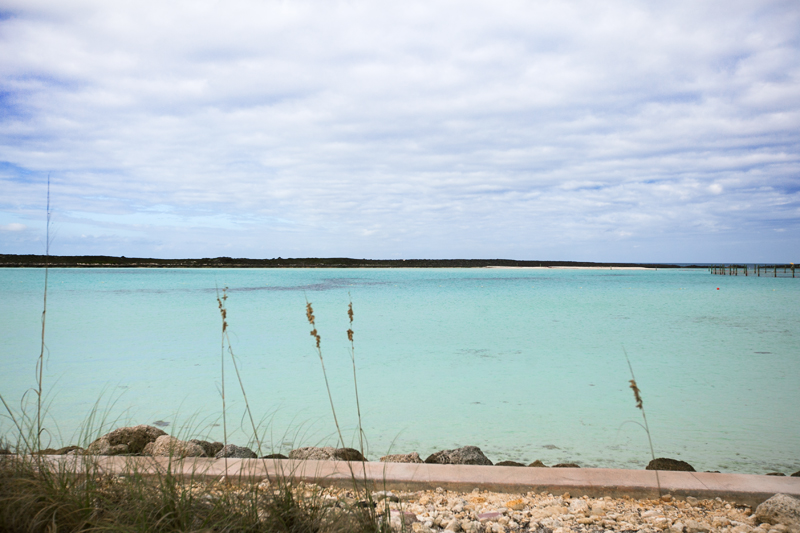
[1,267,798,474]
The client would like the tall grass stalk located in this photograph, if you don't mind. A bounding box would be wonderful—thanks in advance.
[35,174,51,451]
[624,348,661,497]
[216,287,230,476]
[305,299,346,450]
[347,298,366,458]
[216,288,270,481]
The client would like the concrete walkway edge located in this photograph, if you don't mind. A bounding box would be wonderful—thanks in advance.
[30,456,800,508]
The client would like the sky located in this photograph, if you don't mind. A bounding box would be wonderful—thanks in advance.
[1,0,799,262]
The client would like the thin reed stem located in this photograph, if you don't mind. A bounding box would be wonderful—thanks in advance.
[347,297,366,457]
[35,174,51,451]
[216,286,229,474]
[624,347,661,497]
[0,393,32,452]
[305,299,345,449]
[216,288,271,481]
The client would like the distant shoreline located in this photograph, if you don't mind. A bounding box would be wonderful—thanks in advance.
[0,254,699,269]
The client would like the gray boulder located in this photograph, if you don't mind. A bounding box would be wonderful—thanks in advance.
[215,444,257,459]
[143,435,206,458]
[755,494,800,529]
[380,452,423,464]
[496,460,526,467]
[87,425,166,455]
[331,447,366,461]
[646,457,695,472]
[189,439,223,458]
[424,446,493,466]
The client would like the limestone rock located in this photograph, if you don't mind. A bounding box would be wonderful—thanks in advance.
[424,446,493,466]
[144,435,205,458]
[289,446,336,460]
[87,425,166,455]
[381,452,423,463]
[288,446,366,461]
[569,499,590,515]
[215,444,257,459]
[506,498,526,510]
[189,439,223,458]
[528,460,548,467]
[647,458,696,472]
[495,460,525,467]
[755,494,800,528]
[685,519,711,533]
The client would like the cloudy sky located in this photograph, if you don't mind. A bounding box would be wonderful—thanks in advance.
[1,0,798,262]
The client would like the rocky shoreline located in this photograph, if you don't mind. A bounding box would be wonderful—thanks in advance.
[17,425,800,478]
[6,425,800,533]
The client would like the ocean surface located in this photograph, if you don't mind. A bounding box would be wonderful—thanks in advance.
[1,267,798,474]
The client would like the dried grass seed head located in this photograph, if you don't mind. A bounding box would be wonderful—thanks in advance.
[310,328,321,348]
[347,329,353,342]
[306,302,315,325]
[347,302,353,324]
[629,379,643,410]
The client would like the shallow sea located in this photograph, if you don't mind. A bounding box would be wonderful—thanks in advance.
[1,267,798,474]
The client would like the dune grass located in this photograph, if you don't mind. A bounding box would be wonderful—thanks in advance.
[1,285,392,532]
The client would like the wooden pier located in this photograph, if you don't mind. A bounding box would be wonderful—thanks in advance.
[710,264,796,277]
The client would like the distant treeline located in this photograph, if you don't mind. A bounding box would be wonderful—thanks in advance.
[0,254,699,269]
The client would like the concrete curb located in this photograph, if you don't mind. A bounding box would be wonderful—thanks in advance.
[26,456,800,508]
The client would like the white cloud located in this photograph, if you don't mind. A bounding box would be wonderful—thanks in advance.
[0,223,26,231]
[0,0,799,261]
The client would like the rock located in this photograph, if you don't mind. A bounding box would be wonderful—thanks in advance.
[495,460,525,467]
[569,499,590,515]
[646,458,696,472]
[144,435,205,458]
[289,446,336,460]
[552,463,580,468]
[685,519,711,533]
[528,460,548,467]
[478,512,503,522]
[331,447,366,461]
[766,473,787,476]
[287,446,366,461]
[34,446,82,455]
[381,452,424,463]
[373,491,400,502]
[424,446,493,466]
[444,518,461,531]
[261,453,288,459]
[793,471,800,477]
[214,444,257,459]
[189,439,223,457]
[391,510,419,531]
[87,424,166,455]
[505,499,526,510]
[755,494,800,528]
